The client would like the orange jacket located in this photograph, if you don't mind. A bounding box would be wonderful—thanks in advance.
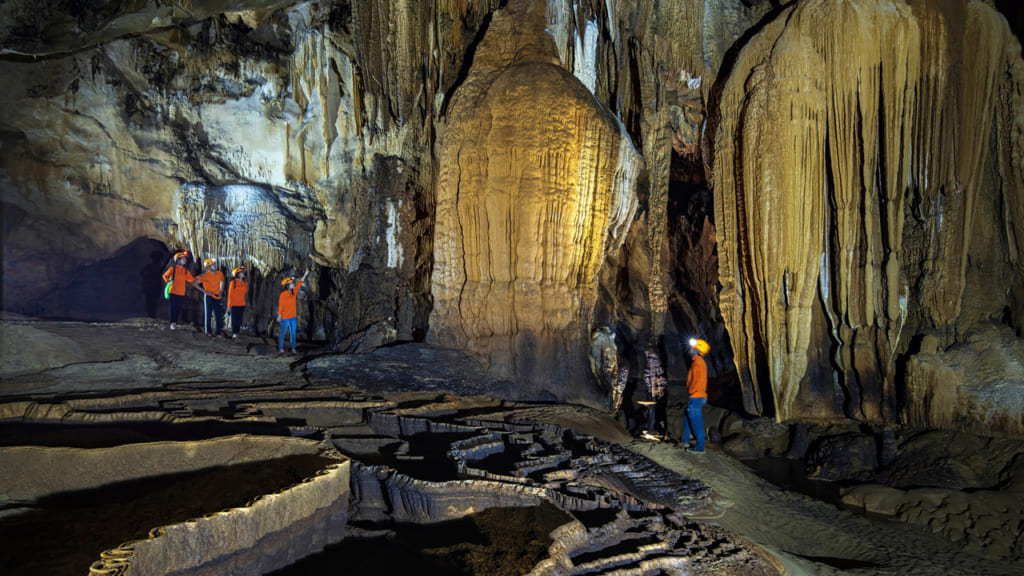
[162,265,196,297]
[687,355,708,399]
[197,270,225,299]
[278,279,304,320]
[227,279,248,308]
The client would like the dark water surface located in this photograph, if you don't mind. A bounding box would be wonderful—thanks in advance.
[271,503,572,576]
[0,420,294,448]
[0,454,334,576]
[742,456,843,505]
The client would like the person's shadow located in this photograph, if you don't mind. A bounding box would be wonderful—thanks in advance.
[141,247,171,318]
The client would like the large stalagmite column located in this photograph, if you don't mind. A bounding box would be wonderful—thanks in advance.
[429,0,640,406]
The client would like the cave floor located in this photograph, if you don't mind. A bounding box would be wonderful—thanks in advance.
[2,316,1023,576]
[629,441,1024,576]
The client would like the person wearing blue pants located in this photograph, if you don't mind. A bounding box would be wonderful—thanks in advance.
[193,258,225,336]
[682,338,710,453]
[277,269,308,354]
[162,251,195,330]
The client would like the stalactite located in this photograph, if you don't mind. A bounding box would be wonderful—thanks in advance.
[713,8,789,416]
[714,0,1023,424]
[997,34,1024,273]
[174,183,299,274]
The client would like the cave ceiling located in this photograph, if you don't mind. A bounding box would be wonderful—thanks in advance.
[1,0,1023,435]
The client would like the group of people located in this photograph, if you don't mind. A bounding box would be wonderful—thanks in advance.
[164,250,711,439]
[161,250,310,354]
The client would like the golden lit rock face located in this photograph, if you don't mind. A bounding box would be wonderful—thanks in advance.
[714,0,1024,425]
[429,0,640,401]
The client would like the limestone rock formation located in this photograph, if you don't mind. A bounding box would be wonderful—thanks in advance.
[428,0,641,403]
[712,0,1024,426]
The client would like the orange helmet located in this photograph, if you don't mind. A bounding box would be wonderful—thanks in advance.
[232,267,245,277]
[173,251,189,260]
[203,258,217,267]
[281,277,294,287]
[689,338,710,356]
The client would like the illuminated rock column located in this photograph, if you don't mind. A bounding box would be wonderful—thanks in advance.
[429,0,640,405]
[715,0,920,421]
[714,0,1023,424]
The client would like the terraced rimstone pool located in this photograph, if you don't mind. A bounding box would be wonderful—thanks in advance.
[0,434,349,576]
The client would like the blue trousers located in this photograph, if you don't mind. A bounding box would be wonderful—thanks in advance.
[168,293,184,324]
[203,295,224,335]
[681,397,706,451]
[230,306,245,335]
[279,317,296,351]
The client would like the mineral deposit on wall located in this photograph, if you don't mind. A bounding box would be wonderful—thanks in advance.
[428,0,641,403]
[713,0,1024,429]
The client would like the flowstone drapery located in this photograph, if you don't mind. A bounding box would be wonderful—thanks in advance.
[713,0,1024,425]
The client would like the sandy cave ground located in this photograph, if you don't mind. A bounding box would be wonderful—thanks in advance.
[1,316,1024,576]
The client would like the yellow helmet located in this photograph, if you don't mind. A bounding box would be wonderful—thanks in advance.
[281,277,294,287]
[689,338,710,356]
[232,267,245,277]
[173,251,189,260]
[203,258,217,267]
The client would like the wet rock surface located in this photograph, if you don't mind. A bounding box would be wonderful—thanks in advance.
[0,453,336,576]
[5,318,1024,574]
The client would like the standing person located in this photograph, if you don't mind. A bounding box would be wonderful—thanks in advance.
[227,266,248,340]
[682,338,710,453]
[277,269,309,354]
[161,251,195,331]
[193,258,226,337]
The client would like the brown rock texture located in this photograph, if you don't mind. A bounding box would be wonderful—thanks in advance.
[428,0,641,403]
[712,0,1024,425]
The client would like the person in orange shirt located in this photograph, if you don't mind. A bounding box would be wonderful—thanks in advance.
[682,338,710,453]
[277,269,309,354]
[161,251,196,331]
[227,266,248,340]
[192,258,226,337]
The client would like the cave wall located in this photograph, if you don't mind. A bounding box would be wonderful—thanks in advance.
[712,0,1024,429]
[1,0,1023,429]
[0,0,506,344]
